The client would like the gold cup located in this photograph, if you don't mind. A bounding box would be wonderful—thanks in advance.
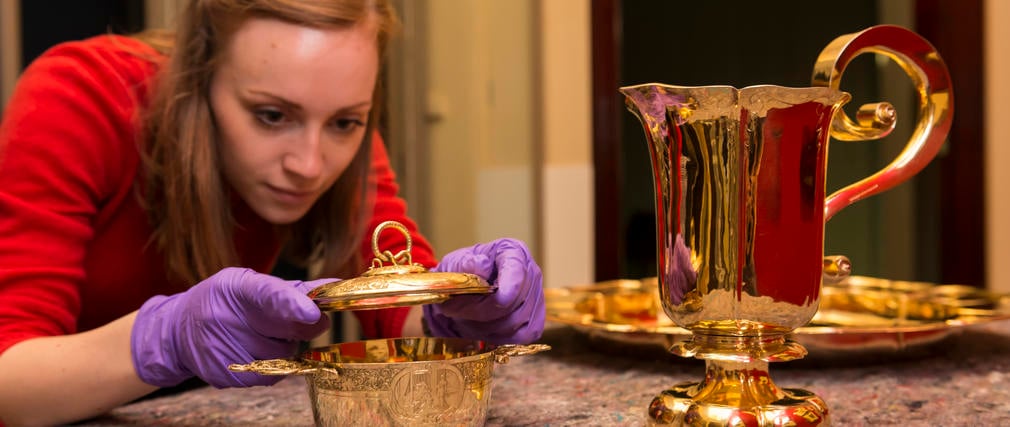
[620,25,952,425]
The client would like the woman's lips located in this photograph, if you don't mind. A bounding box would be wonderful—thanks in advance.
[266,184,315,205]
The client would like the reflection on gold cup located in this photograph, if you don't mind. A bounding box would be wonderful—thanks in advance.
[621,25,952,426]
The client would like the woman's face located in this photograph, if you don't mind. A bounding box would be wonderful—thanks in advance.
[209,17,378,224]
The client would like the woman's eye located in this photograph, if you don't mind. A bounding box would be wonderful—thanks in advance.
[254,109,287,127]
[332,117,365,132]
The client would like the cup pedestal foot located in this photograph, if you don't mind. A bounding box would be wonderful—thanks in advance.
[647,358,829,426]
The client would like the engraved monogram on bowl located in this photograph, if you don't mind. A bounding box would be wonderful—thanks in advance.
[387,363,466,421]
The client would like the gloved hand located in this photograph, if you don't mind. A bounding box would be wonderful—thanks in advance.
[423,238,545,344]
[131,267,331,388]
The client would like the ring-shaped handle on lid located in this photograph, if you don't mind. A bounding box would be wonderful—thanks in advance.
[811,24,953,221]
[371,220,413,267]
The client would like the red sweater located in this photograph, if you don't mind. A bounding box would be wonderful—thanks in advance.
[0,35,434,356]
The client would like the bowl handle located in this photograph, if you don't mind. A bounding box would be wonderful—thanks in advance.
[492,344,552,364]
[227,359,337,377]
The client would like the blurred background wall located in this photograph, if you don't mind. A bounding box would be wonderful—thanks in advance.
[385,0,594,292]
[0,0,1007,294]
[986,0,1010,293]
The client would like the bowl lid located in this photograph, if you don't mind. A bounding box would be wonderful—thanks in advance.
[307,221,494,311]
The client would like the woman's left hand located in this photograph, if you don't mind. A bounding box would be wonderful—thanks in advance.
[422,238,545,344]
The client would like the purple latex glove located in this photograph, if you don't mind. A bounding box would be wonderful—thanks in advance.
[423,238,545,344]
[131,267,331,388]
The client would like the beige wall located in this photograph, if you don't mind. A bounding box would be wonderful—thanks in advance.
[425,0,482,255]
[424,0,538,256]
[540,2,592,167]
[986,0,1010,292]
[538,0,594,288]
[418,0,593,289]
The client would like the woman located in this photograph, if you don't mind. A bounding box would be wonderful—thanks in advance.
[0,1,545,425]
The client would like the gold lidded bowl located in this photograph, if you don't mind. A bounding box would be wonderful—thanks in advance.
[228,221,550,425]
[307,221,495,311]
[229,337,551,426]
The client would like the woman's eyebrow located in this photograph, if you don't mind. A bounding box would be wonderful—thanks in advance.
[246,90,302,111]
[246,90,372,113]
[331,100,373,114]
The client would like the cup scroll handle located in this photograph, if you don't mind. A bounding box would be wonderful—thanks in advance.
[812,24,953,221]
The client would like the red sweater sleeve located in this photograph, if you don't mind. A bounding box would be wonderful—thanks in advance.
[0,37,155,355]
[351,135,438,339]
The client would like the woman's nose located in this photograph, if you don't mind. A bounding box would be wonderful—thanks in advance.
[282,129,324,179]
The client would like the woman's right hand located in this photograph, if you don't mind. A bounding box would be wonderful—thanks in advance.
[130,267,332,388]
[422,238,545,344]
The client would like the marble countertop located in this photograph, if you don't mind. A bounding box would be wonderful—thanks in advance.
[80,320,1010,426]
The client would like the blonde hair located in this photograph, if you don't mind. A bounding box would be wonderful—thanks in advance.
[138,0,400,284]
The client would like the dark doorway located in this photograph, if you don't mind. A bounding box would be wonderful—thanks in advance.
[20,0,145,68]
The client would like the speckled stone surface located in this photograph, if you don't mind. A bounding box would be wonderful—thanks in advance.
[81,320,1010,426]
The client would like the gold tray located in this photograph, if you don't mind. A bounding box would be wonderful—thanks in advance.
[546,276,1010,361]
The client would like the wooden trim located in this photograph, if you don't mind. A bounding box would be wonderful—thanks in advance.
[1,0,21,111]
[591,0,622,281]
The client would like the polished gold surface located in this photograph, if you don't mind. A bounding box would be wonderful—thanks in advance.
[620,82,849,343]
[228,337,550,427]
[307,221,493,311]
[620,24,953,425]
[648,360,829,426]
